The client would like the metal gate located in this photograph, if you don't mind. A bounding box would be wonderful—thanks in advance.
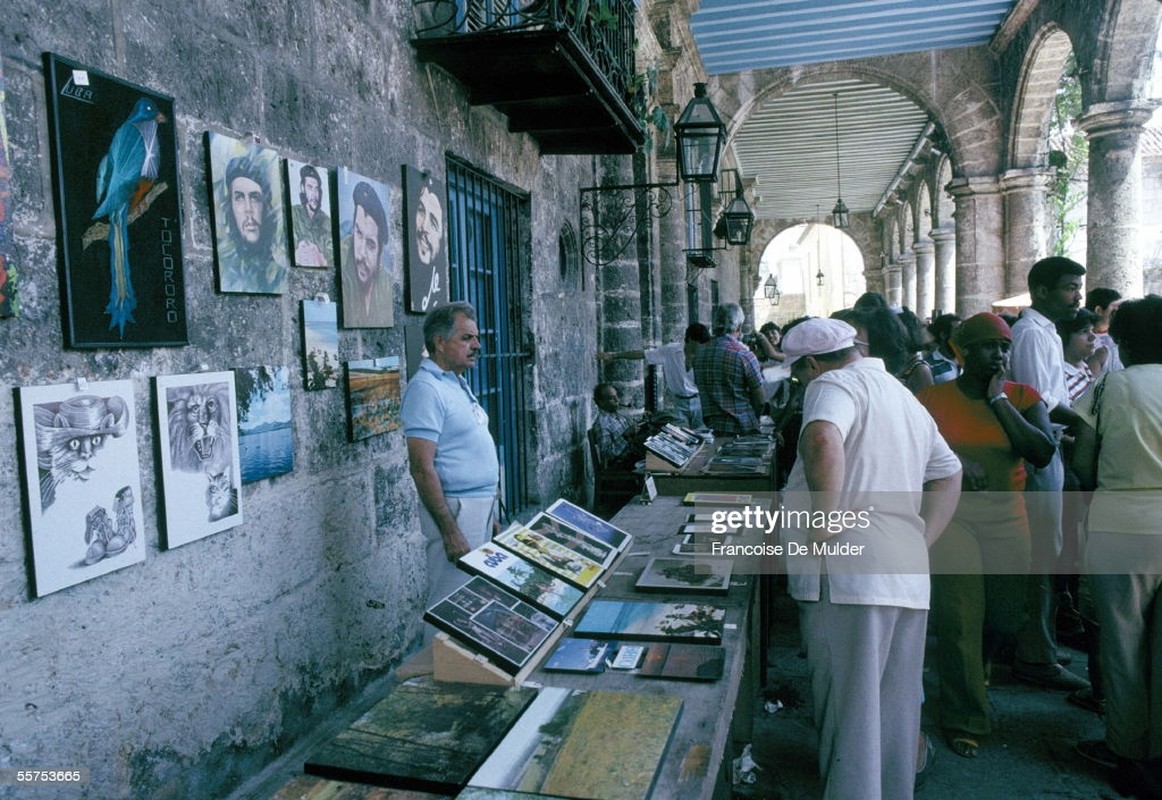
[446,157,531,518]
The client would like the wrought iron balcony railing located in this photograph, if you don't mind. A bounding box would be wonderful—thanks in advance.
[412,0,643,154]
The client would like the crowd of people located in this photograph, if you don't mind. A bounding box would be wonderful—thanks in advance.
[586,257,1159,800]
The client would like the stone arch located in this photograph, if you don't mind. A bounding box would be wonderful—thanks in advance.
[1088,0,1162,104]
[723,57,1004,183]
[1008,24,1074,170]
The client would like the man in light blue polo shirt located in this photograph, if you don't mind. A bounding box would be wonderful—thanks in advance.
[402,301,500,609]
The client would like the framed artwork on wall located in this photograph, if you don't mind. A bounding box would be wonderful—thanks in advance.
[286,159,334,268]
[43,53,188,347]
[402,166,448,313]
[155,371,243,548]
[235,365,293,484]
[0,50,19,318]
[206,131,288,294]
[344,356,401,441]
[16,379,146,597]
[336,168,392,328]
[301,298,339,390]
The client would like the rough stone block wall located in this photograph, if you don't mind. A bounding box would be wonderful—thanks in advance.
[0,2,595,798]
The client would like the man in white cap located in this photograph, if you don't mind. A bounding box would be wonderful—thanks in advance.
[780,316,962,800]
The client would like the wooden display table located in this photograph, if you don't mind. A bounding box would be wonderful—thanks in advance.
[521,495,763,800]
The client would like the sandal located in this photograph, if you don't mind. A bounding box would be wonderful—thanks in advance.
[945,730,980,759]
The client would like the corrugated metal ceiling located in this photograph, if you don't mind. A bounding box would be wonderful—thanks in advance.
[688,1,1021,222]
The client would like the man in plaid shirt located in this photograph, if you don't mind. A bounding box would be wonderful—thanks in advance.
[693,303,766,435]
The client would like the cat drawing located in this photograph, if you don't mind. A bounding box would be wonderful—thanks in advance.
[205,468,238,522]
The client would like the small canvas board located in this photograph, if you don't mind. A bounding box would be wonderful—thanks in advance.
[524,512,616,568]
[635,556,733,595]
[637,643,726,682]
[572,600,726,644]
[544,498,632,551]
[468,687,681,800]
[542,638,611,674]
[303,677,537,794]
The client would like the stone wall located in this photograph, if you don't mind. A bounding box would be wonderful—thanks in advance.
[0,3,596,798]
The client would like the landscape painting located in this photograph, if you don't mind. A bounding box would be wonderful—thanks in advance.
[155,370,243,548]
[634,556,733,595]
[572,600,726,644]
[304,677,537,794]
[423,576,558,674]
[270,775,445,800]
[525,512,616,569]
[544,498,632,552]
[493,523,604,590]
[458,543,584,620]
[301,298,339,390]
[468,687,682,800]
[637,643,726,682]
[345,356,401,441]
[16,379,146,597]
[235,365,293,484]
[44,53,188,347]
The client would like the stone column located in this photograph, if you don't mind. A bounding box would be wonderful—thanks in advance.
[913,240,935,319]
[885,264,903,308]
[1077,100,1154,296]
[1000,167,1051,296]
[946,176,1005,316]
[930,227,956,317]
[898,253,917,311]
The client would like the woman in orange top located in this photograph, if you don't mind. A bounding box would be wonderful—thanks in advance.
[917,312,1057,758]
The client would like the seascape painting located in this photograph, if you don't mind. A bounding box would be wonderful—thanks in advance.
[155,371,243,548]
[17,379,146,596]
[235,365,293,484]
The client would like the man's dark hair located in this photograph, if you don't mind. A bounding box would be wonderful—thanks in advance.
[593,382,615,404]
[1027,256,1085,291]
[423,300,476,352]
[928,313,962,343]
[1056,308,1100,347]
[685,323,711,344]
[223,152,275,255]
[1109,294,1162,365]
[299,164,320,186]
[760,321,780,337]
[854,292,888,311]
[352,181,388,256]
[1085,287,1122,312]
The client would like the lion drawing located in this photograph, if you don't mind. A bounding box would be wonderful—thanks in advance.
[167,383,232,475]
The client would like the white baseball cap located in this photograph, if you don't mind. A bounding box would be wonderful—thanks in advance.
[781,318,858,366]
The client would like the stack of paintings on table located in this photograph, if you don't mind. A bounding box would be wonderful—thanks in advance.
[427,497,634,673]
[303,678,537,794]
[269,774,445,800]
[643,424,703,468]
[465,687,683,800]
[682,491,753,507]
[701,434,774,476]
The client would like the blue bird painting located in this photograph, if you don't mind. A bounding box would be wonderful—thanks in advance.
[91,97,167,336]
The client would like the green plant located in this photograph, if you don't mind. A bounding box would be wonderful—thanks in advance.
[1047,53,1088,258]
